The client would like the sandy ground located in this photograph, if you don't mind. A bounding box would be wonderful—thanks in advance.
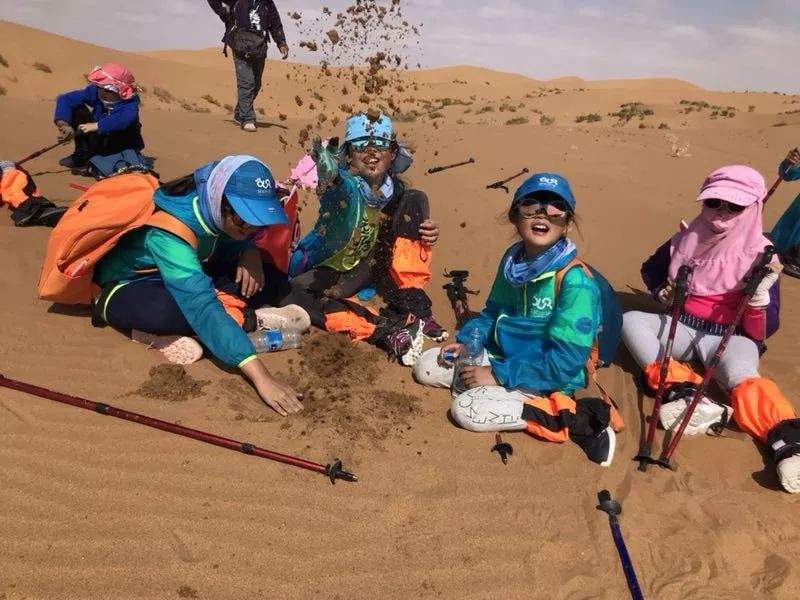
[2,19,800,600]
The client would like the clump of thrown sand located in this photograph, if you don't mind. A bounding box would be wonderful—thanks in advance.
[135,364,209,402]
[280,331,422,444]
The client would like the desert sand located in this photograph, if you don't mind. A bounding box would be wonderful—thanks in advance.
[2,18,800,600]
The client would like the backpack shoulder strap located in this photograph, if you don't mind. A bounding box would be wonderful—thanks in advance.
[146,211,198,249]
[554,257,593,298]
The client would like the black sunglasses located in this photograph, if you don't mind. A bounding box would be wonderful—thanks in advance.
[704,198,746,214]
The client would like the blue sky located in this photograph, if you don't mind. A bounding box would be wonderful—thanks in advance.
[2,0,799,92]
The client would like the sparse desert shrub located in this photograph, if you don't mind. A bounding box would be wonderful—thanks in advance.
[428,111,444,120]
[463,108,472,114]
[476,105,495,114]
[181,102,210,113]
[201,94,221,106]
[499,103,517,113]
[540,114,555,126]
[506,117,529,125]
[0,84,6,96]
[0,54,8,68]
[773,122,788,127]
[33,62,52,73]
[456,118,466,125]
[257,107,265,115]
[575,113,602,123]
[153,86,175,103]
[223,103,234,113]
[609,102,653,124]
[658,122,670,129]
[748,105,756,112]
[394,110,419,123]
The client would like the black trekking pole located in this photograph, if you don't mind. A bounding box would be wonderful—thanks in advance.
[633,265,692,471]
[16,138,72,167]
[442,269,479,328]
[656,247,777,469]
[491,433,513,465]
[0,373,358,484]
[486,168,529,193]
[427,157,475,175]
[596,490,644,600]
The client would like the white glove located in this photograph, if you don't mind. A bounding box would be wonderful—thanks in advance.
[749,264,782,308]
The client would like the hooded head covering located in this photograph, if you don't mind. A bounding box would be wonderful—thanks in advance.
[87,63,137,100]
[669,165,771,296]
[339,112,413,175]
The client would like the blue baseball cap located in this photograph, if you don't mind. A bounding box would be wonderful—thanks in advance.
[513,172,576,211]
[224,160,288,227]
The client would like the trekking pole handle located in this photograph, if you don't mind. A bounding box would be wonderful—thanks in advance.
[673,265,692,304]
[743,246,776,296]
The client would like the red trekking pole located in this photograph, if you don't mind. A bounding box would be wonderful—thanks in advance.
[655,246,777,469]
[633,265,692,471]
[0,374,358,484]
[764,176,783,205]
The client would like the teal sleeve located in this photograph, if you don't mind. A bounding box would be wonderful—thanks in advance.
[780,160,800,182]
[145,229,256,367]
[491,269,601,392]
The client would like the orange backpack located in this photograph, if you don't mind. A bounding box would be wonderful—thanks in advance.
[37,173,198,304]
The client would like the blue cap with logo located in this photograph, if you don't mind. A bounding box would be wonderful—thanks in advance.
[513,172,576,211]
[224,160,288,227]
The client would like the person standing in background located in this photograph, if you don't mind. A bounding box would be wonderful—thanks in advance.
[207,0,289,132]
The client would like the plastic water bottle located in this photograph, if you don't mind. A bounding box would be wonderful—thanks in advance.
[452,329,485,396]
[248,328,302,353]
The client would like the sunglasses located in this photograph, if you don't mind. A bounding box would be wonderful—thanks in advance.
[703,198,746,214]
[350,137,393,152]
[517,198,571,220]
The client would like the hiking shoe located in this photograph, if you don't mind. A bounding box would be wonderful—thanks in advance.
[777,455,800,494]
[131,330,204,365]
[576,426,616,467]
[255,304,311,333]
[420,316,449,342]
[659,390,732,436]
[242,122,257,132]
[385,320,424,366]
[58,155,84,169]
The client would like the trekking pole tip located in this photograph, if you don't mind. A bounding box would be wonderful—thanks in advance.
[326,459,359,484]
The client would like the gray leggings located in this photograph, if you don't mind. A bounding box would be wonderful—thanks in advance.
[622,311,760,390]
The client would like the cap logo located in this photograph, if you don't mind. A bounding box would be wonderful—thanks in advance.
[254,178,272,190]
[539,176,559,187]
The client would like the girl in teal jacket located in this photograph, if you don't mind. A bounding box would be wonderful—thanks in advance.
[770,147,800,277]
[414,172,616,466]
[93,155,306,416]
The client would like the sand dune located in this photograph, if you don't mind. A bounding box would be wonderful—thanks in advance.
[2,21,800,600]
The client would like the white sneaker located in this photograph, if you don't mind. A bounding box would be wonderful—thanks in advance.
[242,122,257,132]
[659,396,732,436]
[777,455,800,494]
[131,330,204,365]
[255,304,311,332]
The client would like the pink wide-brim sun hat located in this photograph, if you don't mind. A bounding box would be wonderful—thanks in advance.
[696,164,767,207]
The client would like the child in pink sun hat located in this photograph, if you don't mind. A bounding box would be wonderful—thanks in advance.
[53,62,144,169]
[624,164,800,494]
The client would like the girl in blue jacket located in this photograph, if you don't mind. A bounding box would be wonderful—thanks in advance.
[93,156,307,416]
[53,63,145,169]
[414,173,617,466]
